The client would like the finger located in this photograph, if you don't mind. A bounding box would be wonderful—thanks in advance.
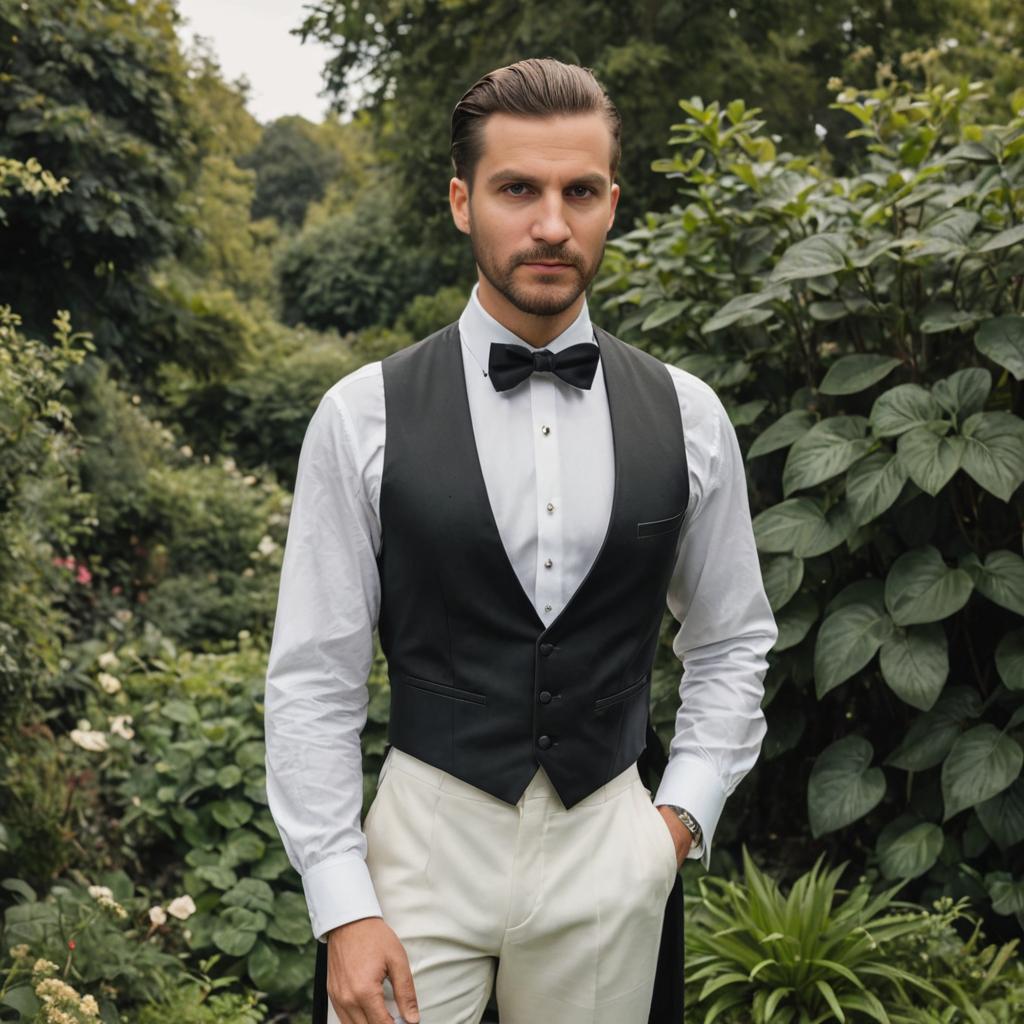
[387,953,421,1023]
[331,993,368,1024]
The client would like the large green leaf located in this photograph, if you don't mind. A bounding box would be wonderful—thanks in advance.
[770,232,850,282]
[870,384,945,438]
[247,940,281,993]
[961,551,1024,616]
[987,874,1024,916]
[977,222,1024,252]
[760,554,804,612]
[773,593,819,652]
[783,416,872,495]
[975,315,1024,380]
[896,426,963,495]
[932,368,991,420]
[210,798,254,829]
[959,411,1024,502]
[879,623,949,711]
[846,451,908,526]
[747,409,815,459]
[212,906,267,956]
[886,687,982,771]
[877,819,944,880]
[808,736,886,837]
[702,284,788,333]
[996,629,1024,691]
[977,779,1024,849]
[641,300,687,331]
[814,598,894,699]
[752,498,850,557]
[266,890,314,945]
[819,355,902,396]
[222,878,275,915]
[942,725,1023,820]
[884,546,974,626]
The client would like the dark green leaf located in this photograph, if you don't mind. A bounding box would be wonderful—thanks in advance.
[975,315,1024,380]
[213,907,267,956]
[959,412,1024,502]
[641,301,686,331]
[760,554,804,612]
[783,416,872,495]
[770,233,849,283]
[774,594,819,652]
[748,410,815,459]
[266,891,313,945]
[223,878,275,915]
[879,623,949,711]
[886,687,982,771]
[814,599,893,699]
[877,820,944,880]
[808,736,886,837]
[846,451,908,526]
[819,355,902,396]
[977,779,1024,849]
[942,725,1023,820]
[870,385,944,438]
[885,546,974,626]
[961,550,1024,615]
[996,629,1024,691]
[702,285,788,334]
[977,222,1024,252]
[932,368,991,420]
[896,427,963,495]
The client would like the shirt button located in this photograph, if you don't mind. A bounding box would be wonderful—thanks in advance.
[544,558,553,568]
[546,502,555,513]
[541,425,551,435]
[537,735,552,750]
[539,691,552,704]
[544,603,552,612]
[539,642,555,656]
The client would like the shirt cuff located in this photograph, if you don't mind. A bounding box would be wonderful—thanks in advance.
[653,754,727,872]
[301,853,384,943]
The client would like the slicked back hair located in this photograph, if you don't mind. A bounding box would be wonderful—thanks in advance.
[450,58,621,189]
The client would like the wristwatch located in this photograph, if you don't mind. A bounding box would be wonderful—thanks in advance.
[662,805,704,851]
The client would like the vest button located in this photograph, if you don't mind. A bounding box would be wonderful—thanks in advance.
[537,734,552,749]
[539,642,555,656]
[539,690,552,704]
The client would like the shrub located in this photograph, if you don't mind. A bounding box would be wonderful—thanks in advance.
[599,76,1024,924]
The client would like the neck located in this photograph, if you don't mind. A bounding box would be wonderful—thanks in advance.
[476,275,584,348]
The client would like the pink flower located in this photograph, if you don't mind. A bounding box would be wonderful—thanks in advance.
[76,565,92,585]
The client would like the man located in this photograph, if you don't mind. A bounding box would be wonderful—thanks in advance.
[264,58,776,1024]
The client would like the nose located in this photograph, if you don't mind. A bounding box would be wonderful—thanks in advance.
[530,191,571,246]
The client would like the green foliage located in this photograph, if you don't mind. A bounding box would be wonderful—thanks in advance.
[0,304,95,714]
[0,0,201,375]
[276,185,432,334]
[684,849,1024,1023]
[601,78,1024,921]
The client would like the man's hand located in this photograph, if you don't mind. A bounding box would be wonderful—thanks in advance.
[327,916,420,1024]
[655,805,693,869]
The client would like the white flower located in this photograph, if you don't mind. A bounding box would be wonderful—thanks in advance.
[179,444,193,458]
[131,795,141,806]
[70,729,109,752]
[237,629,251,640]
[97,651,119,669]
[108,714,134,740]
[242,474,257,486]
[88,885,114,901]
[148,905,167,925]
[242,567,255,578]
[77,718,92,731]
[98,672,122,694]
[257,534,278,557]
[114,609,133,623]
[166,894,196,920]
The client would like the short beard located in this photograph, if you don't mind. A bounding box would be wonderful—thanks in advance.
[470,231,606,318]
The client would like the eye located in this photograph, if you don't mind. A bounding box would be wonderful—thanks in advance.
[503,183,531,196]
[568,185,596,199]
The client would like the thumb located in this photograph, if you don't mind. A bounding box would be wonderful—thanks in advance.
[387,948,420,1024]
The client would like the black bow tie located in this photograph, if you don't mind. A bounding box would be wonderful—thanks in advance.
[487,341,600,393]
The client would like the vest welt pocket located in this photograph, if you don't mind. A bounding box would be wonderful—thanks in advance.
[593,671,651,711]
[636,509,684,539]
[392,671,488,706]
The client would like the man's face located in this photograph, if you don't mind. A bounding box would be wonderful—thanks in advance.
[449,112,620,322]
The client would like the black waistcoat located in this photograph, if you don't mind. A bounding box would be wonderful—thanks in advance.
[375,320,688,809]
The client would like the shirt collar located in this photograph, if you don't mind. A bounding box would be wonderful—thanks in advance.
[458,281,596,380]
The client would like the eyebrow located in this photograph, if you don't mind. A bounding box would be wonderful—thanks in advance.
[486,169,609,191]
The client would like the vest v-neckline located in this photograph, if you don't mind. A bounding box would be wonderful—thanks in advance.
[447,324,622,638]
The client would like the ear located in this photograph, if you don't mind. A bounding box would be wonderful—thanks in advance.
[449,176,471,235]
[607,182,620,231]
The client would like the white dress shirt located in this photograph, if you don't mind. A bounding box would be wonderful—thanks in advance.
[264,283,777,943]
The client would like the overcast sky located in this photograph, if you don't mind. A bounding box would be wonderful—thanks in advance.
[174,0,338,124]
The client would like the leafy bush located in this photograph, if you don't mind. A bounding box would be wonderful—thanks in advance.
[600,76,1024,924]
[684,849,1024,1023]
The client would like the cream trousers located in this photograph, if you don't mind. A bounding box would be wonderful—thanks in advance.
[328,746,678,1024]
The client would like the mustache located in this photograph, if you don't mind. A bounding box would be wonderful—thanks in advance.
[514,248,584,269]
